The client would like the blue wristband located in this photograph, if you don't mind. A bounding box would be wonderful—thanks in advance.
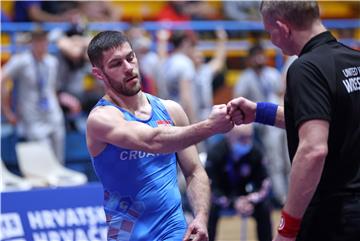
[255,102,278,126]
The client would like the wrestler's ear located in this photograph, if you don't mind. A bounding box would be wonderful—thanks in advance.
[92,67,105,81]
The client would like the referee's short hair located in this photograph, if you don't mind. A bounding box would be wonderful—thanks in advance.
[260,0,320,30]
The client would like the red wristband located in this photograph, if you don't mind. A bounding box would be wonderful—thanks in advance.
[277,210,302,238]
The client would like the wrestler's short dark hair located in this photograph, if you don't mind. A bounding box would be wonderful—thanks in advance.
[87,30,132,67]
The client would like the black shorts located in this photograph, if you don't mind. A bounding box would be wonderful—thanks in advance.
[296,194,360,241]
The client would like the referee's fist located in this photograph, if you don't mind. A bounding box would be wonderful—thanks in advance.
[227,97,256,125]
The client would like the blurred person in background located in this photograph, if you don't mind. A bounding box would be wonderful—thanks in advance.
[156,1,190,22]
[223,0,262,39]
[233,43,281,113]
[126,25,161,95]
[49,23,98,122]
[205,124,272,241]
[184,1,219,21]
[223,0,261,21]
[233,43,288,207]
[158,30,198,123]
[13,1,120,23]
[1,29,80,164]
[78,1,121,22]
[13,1,80,22]
[191,28,228,122]
[77,1,121,22]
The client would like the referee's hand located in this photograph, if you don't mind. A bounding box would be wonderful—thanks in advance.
[227,97,257,125]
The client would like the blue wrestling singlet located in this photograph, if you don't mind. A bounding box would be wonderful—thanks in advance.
[91,94,187,241]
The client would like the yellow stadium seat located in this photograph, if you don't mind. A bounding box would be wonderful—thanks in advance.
[1,33,11,64]
[112,1,165,21]
[319,2,360,19]
[1,1,14,19]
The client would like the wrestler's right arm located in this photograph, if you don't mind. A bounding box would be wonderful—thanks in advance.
[86,103,233,156]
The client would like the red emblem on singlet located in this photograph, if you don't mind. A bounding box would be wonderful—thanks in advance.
[156,120,172,127]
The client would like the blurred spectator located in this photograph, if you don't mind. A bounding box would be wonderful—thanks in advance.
[279,55,297,99]
[233,43,281,112]
[185,1,219,20]
[13,1,80,22]
[337,28,360,50]
[40,1,79,17]
[157,1,190,22]
[205,124,272,241]
[158,30,198,123]
[77,1,121,22]
[184,1,222,43]
[223,0,262,38]
[126,25,160,95]
[49,24,98,118]
[191,28,228,121]
[233,43,288,207]
[13,1,120,23]
[1,29,80,164]
[223,0,261,21]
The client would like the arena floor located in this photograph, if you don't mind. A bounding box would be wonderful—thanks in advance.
[216,210,281,241]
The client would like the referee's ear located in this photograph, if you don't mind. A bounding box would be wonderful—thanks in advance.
[276,20,291,39]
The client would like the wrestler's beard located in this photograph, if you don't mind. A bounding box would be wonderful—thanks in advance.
[105,72,142,97]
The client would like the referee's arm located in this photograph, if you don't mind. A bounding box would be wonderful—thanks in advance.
[282,119,329,218]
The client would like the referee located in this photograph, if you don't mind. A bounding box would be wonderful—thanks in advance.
[228,1,360,241]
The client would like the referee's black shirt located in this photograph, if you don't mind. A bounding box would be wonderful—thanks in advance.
[284,31,360,203]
